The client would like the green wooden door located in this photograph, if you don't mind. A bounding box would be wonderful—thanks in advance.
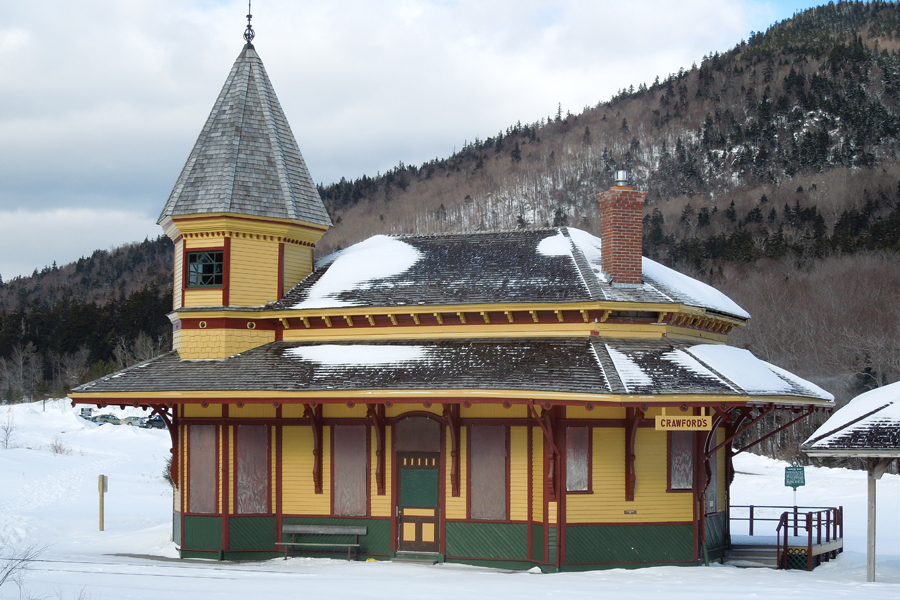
[398,452,440,552]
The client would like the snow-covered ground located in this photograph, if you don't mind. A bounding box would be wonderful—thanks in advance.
[0,400,897,599]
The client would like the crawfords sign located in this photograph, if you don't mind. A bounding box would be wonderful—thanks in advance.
[654,415,712,431]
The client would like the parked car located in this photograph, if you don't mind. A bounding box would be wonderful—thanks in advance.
[144,415,166,429]
[123,417,144,427]
[93,414,121,426]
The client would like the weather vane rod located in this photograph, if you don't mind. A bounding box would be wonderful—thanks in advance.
[244,0,255,44]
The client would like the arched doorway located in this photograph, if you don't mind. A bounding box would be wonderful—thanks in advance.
[394,416,441,553]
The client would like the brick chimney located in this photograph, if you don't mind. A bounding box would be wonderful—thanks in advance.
[597,171,646,286]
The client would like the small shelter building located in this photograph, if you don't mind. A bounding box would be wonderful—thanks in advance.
[802,381,900,581]
[71,34,834,571]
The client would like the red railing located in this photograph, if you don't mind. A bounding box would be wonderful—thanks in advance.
[774,506,843,570]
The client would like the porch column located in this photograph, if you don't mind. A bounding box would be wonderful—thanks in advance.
[866,457,876,582]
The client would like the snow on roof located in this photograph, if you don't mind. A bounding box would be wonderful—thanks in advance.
[803,381,900,453]
[292,235,422,309]
[285,344,426,365]
[642,258,750,319]
[685,345,833,400]
[276,227,749,319]
[606,345,653,392]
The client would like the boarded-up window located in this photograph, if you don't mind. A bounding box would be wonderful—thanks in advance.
[236,425,269,514]
[707,452,718,512]
[669,431,693,491]
[189,425,216,514]
[566,427,589,492]
[470,426,506,520]
[333,425,367,516]
[394,417,441,452]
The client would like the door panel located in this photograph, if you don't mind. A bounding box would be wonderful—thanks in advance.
[398,452,440,552]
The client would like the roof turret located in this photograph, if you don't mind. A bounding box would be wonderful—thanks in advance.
[158,42,331,227]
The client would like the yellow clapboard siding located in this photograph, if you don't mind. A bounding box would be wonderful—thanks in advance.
[229,237,279,306]
[532,427,543,523]
[185,236,226,249]
[445,427,467,519]
[282,405,305,418]
[386,404,443,418]
[323,404,368,419]
[184,288,223,307]
[461,404,527,419]
[566,406,625,419]
[510,427,528,521]
[184,404,222,418]
[174,239,184,310]
[282,426,331,515]
[231,404,275,418]
[566,428,693,523]
[283,244,313,291]
[370,427,392,517]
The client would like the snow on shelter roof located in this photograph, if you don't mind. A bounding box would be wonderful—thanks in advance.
[272,228,749,318]
[803,381,900,455]
[72,337,828,403]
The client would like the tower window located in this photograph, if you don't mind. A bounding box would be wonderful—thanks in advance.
[187,251,224,287]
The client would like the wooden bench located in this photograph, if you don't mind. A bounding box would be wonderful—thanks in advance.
[275,525,367,560]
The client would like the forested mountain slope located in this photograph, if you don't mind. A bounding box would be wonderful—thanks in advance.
[1,2,898,423]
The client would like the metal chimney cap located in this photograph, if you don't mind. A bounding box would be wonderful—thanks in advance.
[614,170,630,186]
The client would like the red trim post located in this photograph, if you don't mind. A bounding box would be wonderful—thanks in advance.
[223,237,231,306]
[277,242,285,299]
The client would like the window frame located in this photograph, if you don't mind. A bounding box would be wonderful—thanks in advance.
[667,430,695,493]
[186,249,225,288]
[467,424,510,521]
[565,425,593,494]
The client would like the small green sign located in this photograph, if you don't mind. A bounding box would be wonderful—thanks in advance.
[785,461,805,489]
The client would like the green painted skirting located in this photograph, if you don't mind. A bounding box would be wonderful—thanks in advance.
[282,517,391,556]
[531,524,544,563]
[444,557,537,571]
[444,522,528,561]
[564,524,694,565]
[229,516,276,551]
[183,516,222,551]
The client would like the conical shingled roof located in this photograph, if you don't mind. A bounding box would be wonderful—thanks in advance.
[158,44,332,227]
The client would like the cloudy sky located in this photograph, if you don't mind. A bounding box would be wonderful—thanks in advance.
[0,0,823,280]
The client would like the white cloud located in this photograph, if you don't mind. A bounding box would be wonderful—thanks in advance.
[0,209,160,281]
[0,0,807,277]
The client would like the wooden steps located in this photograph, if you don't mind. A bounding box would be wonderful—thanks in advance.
[723,544,778,568]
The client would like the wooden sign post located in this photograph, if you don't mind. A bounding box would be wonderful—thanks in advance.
[99,475,108,531]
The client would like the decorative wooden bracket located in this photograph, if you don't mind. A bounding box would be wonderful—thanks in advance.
[366,404,386,495]
[735,406,814,455]
[442,404,461,497]
[151,405,178,485]
[625,407,645,501]
[705,405,773,460]
[304,403,323,494]
[529,403,560,501]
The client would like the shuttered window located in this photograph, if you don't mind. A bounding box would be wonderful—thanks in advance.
[333,425,367,516]
[189,425,216,514]
[236,425,269,514]
[669,431,694,491]
[470,426,507,520]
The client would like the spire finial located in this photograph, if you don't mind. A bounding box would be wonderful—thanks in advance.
[243,1,255,45]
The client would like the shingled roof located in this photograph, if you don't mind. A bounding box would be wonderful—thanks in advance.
[158,44,331,227]
[268,228,750,319]
[803,381,900,456]
[72,337,830,401]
